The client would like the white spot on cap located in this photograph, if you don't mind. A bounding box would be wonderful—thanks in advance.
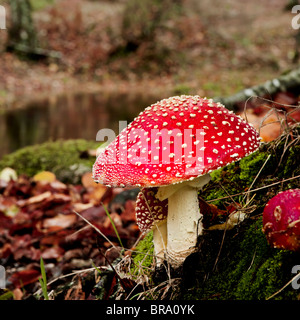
[230,153,239,158]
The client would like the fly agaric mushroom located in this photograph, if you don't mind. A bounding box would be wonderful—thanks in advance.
[93,95,260,265]
[135,187,168,264]
[262,189,300,251]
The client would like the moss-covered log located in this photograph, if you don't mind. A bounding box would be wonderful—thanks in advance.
[0,139,99,184]
[214,68,300,111]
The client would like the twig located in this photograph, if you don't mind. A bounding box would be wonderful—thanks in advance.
[206,175,300,203]
[243,154,271,203]
[246,246,257,272]
[266,273,300,300]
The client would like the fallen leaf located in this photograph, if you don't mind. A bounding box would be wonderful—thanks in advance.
[19,191,52,207]
[41,246,65,260]
[12,288,23,300]
[8,269,41,288]
[13,246,41,261]
[43,213,77,230]
[0,168,17,182]
[120,200,136,223]
[273,91,297,108]
[49,180,68,191]
[84,185,107,205]
[73,202,94,212]
[65,276,85,300]
[103,212,123,229]
[81,172,98,188]
[33,171,56,183]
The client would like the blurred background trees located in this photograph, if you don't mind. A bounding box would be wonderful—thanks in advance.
[6,0,38,52]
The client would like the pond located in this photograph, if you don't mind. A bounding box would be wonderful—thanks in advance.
[0,91,161,159]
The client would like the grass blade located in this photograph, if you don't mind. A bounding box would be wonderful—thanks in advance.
[39,257,49,300]
[102,203,124,248]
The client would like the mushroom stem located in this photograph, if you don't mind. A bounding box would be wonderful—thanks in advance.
[152,220,167,265]
[156,174,211,265]
[166,186,201,264]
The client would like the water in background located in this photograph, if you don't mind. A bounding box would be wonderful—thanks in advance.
[0,91,160,159]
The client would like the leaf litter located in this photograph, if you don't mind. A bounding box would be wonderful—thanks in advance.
[0,170,141,299]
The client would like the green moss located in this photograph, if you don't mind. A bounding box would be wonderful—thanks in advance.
[201,151,269,208]
[278,145,300,179]
[239,151,269,181]
[0,139,100,184]
[131,232,154,277]
[183,218,299,300]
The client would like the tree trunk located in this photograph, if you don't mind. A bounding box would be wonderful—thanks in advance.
[6,0,38,52]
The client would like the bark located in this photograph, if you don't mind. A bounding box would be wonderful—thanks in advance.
[7,0,38,51]
[213,67,300,110]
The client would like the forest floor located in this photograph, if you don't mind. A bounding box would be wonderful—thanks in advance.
[0,0,298,109]
[0,0,300,302]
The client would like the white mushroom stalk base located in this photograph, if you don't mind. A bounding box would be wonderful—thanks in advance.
[152,220,167,265]
[156,174,211,266]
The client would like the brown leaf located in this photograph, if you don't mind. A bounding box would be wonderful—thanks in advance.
[12,288,24,300]
[8,269,41,288]
[19,191,52,207]
[43,213,77,230]
[83,185,107,205]
[120,200,136,223]
[65,277,85,300]
[81,172,97,188]
[41,246,65,260]
[103,212,122,229]
[73,202,94,213]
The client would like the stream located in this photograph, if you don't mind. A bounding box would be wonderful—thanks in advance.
[0,91,160,159]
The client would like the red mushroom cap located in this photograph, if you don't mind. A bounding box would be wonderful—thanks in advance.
[262,189,300,251]
[93,95,260,187]
[135,187,168,233]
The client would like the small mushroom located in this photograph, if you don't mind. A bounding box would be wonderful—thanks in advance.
[262,189,300,251]
[93,95,260,266]
[135,187,168,265]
